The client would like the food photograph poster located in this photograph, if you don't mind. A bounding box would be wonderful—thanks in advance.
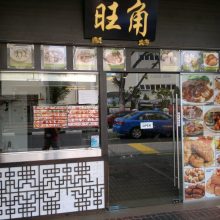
[73,47,97,70]
[181,50,219,73]
[41,45,67,70]
[103,48,126,71]
[7,44,34,69]
[181,73,220,201]
[160,50,180,72]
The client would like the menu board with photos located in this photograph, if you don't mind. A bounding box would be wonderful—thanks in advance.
[7,44,34,69]
[41,45,67,70]
[68,106,99,127]
[181,73,220,201]
[33,106,68,128]
[33,105,99,129]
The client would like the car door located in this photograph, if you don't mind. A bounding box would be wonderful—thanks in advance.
[138,112,156,137]
[148,112,172,136]
[139,112,172,137]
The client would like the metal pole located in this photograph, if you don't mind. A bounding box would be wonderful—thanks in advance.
[176,93,180,189]
[172,91,176,187]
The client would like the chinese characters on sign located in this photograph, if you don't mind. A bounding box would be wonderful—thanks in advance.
[127,0,148,37]
[95,2,121,31]
[84,0,158,41]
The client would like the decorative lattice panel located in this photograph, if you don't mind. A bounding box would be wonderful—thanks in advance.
[0,161,105,219]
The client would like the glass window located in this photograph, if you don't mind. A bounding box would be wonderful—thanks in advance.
[172,84,176,89]
[150,85,155,90]
[143,113,171,120]
[166,85,171,90]
[156,85,160,90]
[140,85,145,90]
[0,72,99,153]
[145,85,150,90]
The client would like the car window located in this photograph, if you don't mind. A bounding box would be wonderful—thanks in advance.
[156,113,171,120]
[142,112,171,120]
[118,113,127,117]
[123,112,137,118]
[139,114,148,120]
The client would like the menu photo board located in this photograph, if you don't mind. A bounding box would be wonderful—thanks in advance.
[41,45,67,70]
[73,47,97,70]
[181,73,220,201]
[33,105,99,129]
[160,50,180,72]
[103,48,126,71]
[33,106,68,129]
[68,105,99,128]
[7,44,34,69]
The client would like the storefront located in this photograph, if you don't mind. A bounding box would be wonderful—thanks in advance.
[1,0,220,219]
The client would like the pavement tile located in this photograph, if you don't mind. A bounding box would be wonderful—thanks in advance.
[105,207,220,220]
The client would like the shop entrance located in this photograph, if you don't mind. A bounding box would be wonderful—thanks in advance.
[107,73,182,209]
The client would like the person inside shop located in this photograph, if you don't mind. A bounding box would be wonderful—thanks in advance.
[42,127,60,150]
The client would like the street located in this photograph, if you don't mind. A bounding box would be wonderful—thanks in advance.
[27,129,175,156]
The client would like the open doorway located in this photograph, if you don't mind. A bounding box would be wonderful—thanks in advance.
[107,73,182,209]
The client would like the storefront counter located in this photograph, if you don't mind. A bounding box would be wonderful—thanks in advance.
[0,148,102,163]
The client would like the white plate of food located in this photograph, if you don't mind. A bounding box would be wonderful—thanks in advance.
[10,47,31,62]
[203,52,219,67]
[183,106,203,120]
[204,108,220,132]
[104,49,125,65]
[183,120,203,136]
[44,48,65,64]
[75,48,96,64]
[182,75,214,104]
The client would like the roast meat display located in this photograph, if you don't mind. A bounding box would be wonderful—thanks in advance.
[182,76,213,103]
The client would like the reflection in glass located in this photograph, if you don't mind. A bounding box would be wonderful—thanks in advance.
[130,51,160,70]
[107,73,180,208]
[0,72,99,153]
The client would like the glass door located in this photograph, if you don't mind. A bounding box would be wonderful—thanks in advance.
[107,73,182,209]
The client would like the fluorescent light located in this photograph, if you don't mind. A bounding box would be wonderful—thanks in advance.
[0,73,97,83]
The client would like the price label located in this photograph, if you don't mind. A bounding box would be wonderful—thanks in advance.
[141,122,153,129]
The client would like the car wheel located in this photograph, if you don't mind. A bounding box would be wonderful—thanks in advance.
[131,127,142,139]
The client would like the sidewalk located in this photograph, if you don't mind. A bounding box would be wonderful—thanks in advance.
[37,199,220,220]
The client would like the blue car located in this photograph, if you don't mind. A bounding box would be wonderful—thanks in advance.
[112,110,173,139]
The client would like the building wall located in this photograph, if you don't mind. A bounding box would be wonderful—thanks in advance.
[0,0,220,48]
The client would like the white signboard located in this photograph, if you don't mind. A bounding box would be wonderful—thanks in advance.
[78,90,98,104]
[140,122,153,129]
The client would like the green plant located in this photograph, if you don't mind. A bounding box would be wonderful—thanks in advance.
[49,86,70,104]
